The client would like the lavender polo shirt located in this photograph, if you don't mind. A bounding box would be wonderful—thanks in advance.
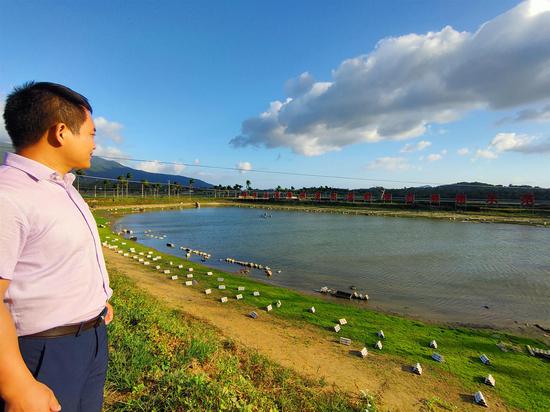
[0,152,112,336]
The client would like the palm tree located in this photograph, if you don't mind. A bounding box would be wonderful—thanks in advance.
[245,179,251,191]
[140,179,146,197]
[126,172,132,197]
[173,182,181,197]
[116,176,124,198]
[144,180,150,197]
[75,169,85,192]
[188,178,195,193]
[102,180,108,198]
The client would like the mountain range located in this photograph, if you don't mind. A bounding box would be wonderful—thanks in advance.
[86,156,212,188]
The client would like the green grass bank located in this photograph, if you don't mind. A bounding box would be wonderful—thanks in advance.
[105,267,372,411]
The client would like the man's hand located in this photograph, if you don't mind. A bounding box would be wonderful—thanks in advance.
[1,280,60,411]
[104,302,114,325]
[3,379,61,412]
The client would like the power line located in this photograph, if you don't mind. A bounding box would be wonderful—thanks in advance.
[0,143,546,189]
[97,155,447,186]
[91,155,548,189]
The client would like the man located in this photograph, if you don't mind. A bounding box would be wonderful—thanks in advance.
[0,82,114,412]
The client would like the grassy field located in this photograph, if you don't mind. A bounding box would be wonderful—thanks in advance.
[105,267,373,411]
[96,211,550,411]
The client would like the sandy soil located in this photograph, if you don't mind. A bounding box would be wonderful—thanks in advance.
[104,249,515,411]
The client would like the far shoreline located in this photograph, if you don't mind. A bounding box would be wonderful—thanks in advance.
[87,195,550,228]
[93,199,550,343]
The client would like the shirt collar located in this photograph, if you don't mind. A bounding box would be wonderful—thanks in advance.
[3,152,76,187]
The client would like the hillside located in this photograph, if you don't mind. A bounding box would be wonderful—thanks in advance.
[0,146,212,189]
[86,156,212,188]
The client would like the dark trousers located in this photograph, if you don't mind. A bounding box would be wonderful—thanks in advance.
[0,322,108,412]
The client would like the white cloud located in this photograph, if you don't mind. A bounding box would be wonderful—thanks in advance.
[472,132,543,160]
[236,161,252,173]
[489,132,550,154]
[172,163,186,174]
[93,144,125,158]
[135,160,187,175]
[194,158,200,165]
[400,140,432,153]
[367,156,412,171]
[427,153,442,161]
[136,160,163,173]
[475,148,498,159]
[424,148,447,161]
[472,132,550,160]
[457,147,470,156]
[284,72,315,98]
[94,116,124,143]
[231,0,550,156]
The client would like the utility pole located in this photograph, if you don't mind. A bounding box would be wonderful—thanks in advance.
[168,180,171,198]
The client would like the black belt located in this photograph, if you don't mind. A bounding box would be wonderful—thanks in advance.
[22,307,108,339]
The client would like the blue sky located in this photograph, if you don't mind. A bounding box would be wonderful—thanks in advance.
[1,0,549,189]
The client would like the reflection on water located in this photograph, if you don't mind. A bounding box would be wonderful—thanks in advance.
[116,207,550,328]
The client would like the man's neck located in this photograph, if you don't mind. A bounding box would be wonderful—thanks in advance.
[16,146,70,176]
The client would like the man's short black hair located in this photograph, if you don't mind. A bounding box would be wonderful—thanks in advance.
[3,81,92,149]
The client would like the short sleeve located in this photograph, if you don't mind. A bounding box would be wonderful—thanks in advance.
[0,196,28,280]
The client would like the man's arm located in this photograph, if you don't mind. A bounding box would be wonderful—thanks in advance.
[0,279,61,412]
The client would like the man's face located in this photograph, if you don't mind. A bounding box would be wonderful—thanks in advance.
[63,110,96,170]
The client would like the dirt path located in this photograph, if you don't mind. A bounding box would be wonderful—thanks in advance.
[105,249,514,411]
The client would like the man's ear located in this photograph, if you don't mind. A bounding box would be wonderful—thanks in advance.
[47,123,68,148]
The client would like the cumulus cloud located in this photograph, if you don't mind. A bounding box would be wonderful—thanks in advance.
[497,104,550,124]
[400,140,432,153]
[284,72,315,98]
[472,132,550,159]
[236,161,252,173]
[231,0,550,156]
[367,156,412,171]
[423,148,447,161]
[93,144,125,158]
[457,147,470,155]
[427,153,443,162]
[474,149,498,159]
[94,116,124,143]
[194,158,200,165]
[172,163,186,174]
[490,132,550,153]
[135,160,187,175]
